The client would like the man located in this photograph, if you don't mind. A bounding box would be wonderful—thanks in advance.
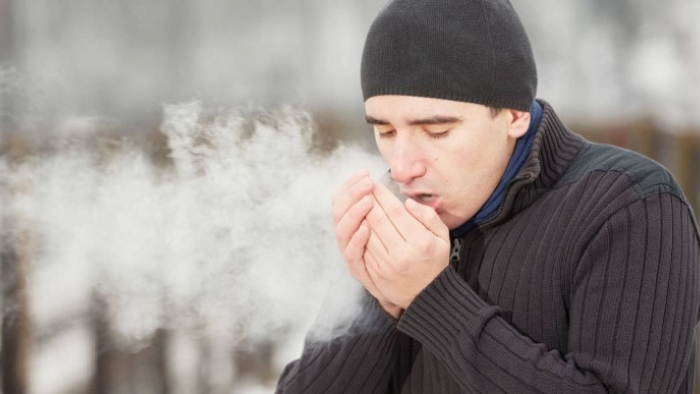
[277,0,700,392]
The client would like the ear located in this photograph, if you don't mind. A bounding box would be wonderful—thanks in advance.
[506,109,531,139]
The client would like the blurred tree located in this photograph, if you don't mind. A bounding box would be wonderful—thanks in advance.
[1,164,33,394]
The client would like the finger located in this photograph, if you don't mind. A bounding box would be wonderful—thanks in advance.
[363,244,384,288]
[365,195,405,252]
[331,169,370,207]
[363,245,399,306]
[365,224,389,269]
[331,171,373,224]
[346,223,384,298]
[366,180,423,244]
[335,195,373,250]
[342,211,372,264]
[405,198,449,240]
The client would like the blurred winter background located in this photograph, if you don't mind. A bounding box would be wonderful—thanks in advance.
[0,1,699,394]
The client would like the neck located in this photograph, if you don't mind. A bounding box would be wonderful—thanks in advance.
[450,101,543,238]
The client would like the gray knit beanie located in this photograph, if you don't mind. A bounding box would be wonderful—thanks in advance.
[361,0,537,112]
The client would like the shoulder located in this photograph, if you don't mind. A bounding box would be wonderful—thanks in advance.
[558,141,684,200]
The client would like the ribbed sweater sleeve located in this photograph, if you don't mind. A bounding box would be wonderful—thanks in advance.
[276,296,399,394]
[398,191,700,393]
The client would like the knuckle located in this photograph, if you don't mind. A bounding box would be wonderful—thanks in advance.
[349,178,371,198]
[335,233,347,250]
[367,209,386,227]
[335,223,351,246]
[394,250,409,264]
[331,209,342,224]
[414,237,433,254]
[350,199,370,217]
[373,267,388,281]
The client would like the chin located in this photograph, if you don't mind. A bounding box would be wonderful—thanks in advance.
[440,215,460,230]
[440,212,471,231]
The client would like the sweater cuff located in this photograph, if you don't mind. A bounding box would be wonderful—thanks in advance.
[350,293,399,335]
[397,266,499,357]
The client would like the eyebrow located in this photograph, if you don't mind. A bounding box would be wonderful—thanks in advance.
[365,115,462,126]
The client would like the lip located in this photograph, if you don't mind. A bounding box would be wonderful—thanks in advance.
[402,190,442,211]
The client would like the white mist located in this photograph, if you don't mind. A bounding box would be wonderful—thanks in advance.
[2,101,385,393]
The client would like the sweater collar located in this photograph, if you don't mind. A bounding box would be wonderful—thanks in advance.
[450,100,586,238]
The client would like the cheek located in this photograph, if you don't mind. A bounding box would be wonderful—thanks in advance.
[438,138,502,186]
[441,139,482,167]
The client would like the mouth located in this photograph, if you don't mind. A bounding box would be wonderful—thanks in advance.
[404,193,441,211]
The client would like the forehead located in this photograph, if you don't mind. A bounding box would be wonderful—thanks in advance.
[364,95,486,124]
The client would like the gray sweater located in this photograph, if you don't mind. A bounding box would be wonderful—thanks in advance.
[277,101,700,393]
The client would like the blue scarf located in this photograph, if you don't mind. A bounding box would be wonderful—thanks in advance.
[449,101,542,238]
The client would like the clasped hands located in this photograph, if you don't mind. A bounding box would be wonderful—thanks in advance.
[332,170,450,319]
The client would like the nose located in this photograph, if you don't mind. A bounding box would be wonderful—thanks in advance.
[389,134,427,184]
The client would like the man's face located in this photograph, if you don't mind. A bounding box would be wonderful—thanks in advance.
[365,95,529,230]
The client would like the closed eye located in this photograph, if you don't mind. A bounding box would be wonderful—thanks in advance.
[427,130,450,139]
[376,129,396,138]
